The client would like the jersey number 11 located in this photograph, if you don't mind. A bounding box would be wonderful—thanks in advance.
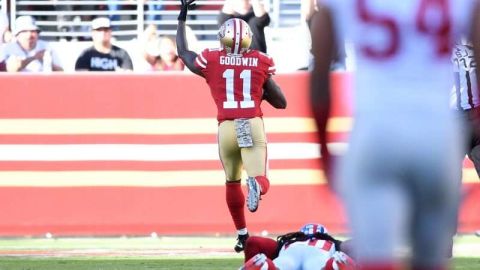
[223,69,255,109]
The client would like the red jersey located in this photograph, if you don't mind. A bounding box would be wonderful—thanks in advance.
[195,48,276,121]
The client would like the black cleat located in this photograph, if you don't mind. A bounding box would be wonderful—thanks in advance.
[234,233,249,253]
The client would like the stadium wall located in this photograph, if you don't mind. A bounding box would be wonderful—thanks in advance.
[0,72,478,236]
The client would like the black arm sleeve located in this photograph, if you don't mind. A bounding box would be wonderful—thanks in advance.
[253,12,270,27]
[263,77,286,109]
[248,13,270,53]
[217,12,234,27]
[176,21,203,77]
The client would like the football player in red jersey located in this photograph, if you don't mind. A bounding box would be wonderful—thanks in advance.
[176,0,286,253]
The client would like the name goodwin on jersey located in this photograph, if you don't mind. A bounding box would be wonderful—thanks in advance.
[220,56,259,67]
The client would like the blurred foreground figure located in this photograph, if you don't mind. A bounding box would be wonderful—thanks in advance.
[176,0,286,253]
[310,1,480,270]
[451,40,480,176]
[450,38,480,240]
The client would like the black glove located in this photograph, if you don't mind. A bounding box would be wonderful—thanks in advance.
[178,0,196,21]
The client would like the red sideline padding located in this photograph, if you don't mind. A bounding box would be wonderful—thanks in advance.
[0,185,347,236]
[0,72,476,236]
[0,72,350,118]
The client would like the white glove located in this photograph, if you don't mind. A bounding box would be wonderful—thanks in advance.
[239,253,268,270]
[325,251,356,270]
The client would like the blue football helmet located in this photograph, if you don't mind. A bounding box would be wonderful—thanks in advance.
[299,223,328,235]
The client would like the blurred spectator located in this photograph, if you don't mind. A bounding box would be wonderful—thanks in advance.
[218,0,270,53]
[106,0,126,30]
[51,0,74,33]
[0,16,63,72]
[141,23,159,45]
[1,12,12,45]
[300,0,345,71]
[75,17,133,71]
[0,56,22,72]
[137,24,186,72]
[50,0,93,40]
[107,0,163,26]
[145,36,184,71]
[136,23,159,71]
[145,0,163,22]
[107,0,121,23]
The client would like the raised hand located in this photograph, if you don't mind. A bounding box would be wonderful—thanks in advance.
[178,0,196,21]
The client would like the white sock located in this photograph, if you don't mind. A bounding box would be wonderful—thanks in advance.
[237,228,248,235]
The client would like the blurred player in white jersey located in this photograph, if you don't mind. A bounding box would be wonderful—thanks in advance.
[451,40,480,238]
[310,1,480,270]
[451,41,480,176]
[239,223,356,270]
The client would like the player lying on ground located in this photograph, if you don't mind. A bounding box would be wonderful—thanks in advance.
[239,223,356,270]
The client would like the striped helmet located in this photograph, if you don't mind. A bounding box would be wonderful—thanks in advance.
[218,18,252,54]
[299,223,328,236]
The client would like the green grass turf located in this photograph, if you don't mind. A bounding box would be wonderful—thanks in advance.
[451,258,480,269]
[0,234,477,269]
[0,258,243,270]
[0,257,478,270]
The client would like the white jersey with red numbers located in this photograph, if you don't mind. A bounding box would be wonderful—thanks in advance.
[322,0,474,114]
[194,48,275,122]
[279,238,336,255]
[273,239,337,270]
[318,0,471,266]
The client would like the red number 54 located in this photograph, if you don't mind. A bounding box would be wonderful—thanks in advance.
[356,0,452,59]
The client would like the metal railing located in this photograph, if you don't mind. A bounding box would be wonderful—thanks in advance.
[2,0,301,41]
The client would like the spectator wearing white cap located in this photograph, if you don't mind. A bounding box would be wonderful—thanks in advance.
[74,17,133,71]
[0,16,63,72]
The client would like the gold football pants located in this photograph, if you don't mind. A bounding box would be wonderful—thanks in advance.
[218,117,267,182]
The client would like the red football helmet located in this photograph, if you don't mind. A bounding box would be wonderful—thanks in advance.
[218,18,253,54]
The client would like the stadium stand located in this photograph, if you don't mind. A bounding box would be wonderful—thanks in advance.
[1,1,311,71]
[2,1,300,41]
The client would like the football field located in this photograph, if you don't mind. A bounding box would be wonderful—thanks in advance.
[0,234,479,269]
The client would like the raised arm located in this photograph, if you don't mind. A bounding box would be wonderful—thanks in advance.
[251,0,267,17]
[263,77,287,109]
[176,0,203,77]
